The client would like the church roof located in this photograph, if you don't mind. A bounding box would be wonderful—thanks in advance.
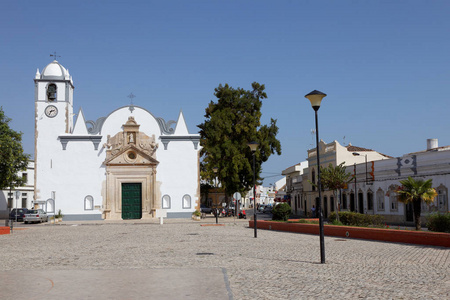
[40,60,70,80]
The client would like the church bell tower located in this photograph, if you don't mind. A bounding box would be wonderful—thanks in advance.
[34,60,74,134]
[34,60,75,203]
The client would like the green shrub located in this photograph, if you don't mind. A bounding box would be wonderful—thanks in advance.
[291,219,319,224]
[331,219,343,226]
[426,213,450,233]
[192,210,201,217]
[272,203,291,221]
[329,211,384,227]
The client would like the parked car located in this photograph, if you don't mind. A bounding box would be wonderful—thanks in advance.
[24,209,48,224]
[258,205,267,213]
[263,205,273,214]
[9,208,29,222]
[200,204,212,214]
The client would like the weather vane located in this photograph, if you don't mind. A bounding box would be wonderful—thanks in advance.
[127,93,136,112]
[50,52,61,61]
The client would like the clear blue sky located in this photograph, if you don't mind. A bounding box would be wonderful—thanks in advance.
[1,0,449,185]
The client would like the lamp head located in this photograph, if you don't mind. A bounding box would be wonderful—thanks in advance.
[247,141,259,152]
[305,90,327,111]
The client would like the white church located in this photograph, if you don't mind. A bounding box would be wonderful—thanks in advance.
[34,60,201,220]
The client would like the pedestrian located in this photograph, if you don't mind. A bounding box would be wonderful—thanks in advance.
[311,205,316,218]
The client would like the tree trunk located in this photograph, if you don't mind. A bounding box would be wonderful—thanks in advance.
[334,190,340,222]
[413,198,422,231]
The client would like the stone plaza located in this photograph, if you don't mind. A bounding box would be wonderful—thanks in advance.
[0,216,449,299]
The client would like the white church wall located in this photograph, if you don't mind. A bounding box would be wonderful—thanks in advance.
[157,140,199,217]
[50,139,104,218]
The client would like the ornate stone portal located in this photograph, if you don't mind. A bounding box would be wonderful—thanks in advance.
[103,117,159,220]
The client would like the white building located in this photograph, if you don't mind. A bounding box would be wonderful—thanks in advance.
[281,161,308,215]
[282,139,449,224]
[345,139,449,223]
[34,60,200,220]
[0,161,35,214]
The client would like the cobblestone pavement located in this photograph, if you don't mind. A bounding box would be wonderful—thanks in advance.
[1,216,449,299]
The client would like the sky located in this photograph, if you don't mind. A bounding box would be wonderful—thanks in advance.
[1,0,449,186]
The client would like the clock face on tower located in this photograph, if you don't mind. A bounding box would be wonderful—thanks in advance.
[45,105,58,118]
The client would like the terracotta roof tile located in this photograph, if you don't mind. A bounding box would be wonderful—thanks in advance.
[346,145,393,158]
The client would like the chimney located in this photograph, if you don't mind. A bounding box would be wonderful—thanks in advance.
[427,139,438,150]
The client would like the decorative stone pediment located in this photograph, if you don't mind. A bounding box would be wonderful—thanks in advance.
[105,144,159,166]
[104,117,159,165]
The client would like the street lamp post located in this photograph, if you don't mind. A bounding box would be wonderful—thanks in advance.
[248,141,259,238]
[354,163,357,212]
[213,167,219,224]
[15,191,21,223]
[305,90,327,264]
[352,152,368,182]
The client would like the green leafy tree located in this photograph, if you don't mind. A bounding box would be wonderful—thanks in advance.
[198,82,281,201]
[319,162,353,222]
[272,203,291,221]
[397,176,437,230]
[0,107,30,190]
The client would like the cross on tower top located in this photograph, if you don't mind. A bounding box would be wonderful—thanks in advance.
[127,93,136,113]
[50,52,61,61]
[127,93,136,105]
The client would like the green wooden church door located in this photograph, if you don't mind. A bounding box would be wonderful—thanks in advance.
[122,183,142,219]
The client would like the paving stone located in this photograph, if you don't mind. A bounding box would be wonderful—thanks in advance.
[0,217,448,299]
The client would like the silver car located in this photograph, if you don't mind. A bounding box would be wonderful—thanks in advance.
[24,209,48,224]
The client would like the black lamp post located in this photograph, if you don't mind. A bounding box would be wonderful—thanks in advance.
[213,167,219,224]
[352,152,368,183]
[305,90,327,264]
[248,141,259,238]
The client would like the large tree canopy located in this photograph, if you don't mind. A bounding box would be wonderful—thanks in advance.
[0,107,29,190]
[198,82,281,198]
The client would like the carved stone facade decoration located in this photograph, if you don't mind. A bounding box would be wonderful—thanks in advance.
[103,117,159,220]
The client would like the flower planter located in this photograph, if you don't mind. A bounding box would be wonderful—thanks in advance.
[249,220,450,248]
[0,226,10,235]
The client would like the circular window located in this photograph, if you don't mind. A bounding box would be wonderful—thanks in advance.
[128,152,136,160]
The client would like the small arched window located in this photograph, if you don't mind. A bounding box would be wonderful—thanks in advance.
[376,189,385,211]
[84,195,94,210]
[182,194,191,209]
[388,186,398,211]
[162,195,171,209]
[47,83,57,101]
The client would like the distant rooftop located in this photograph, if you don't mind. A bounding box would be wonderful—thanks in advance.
[346,144,393,158]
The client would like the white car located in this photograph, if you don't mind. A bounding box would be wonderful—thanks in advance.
[24,209,48,224]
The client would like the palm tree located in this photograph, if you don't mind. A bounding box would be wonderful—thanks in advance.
[320,162,353,222]
[397,177,437,230]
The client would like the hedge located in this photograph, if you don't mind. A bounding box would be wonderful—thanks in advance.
[329,211,384,227]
